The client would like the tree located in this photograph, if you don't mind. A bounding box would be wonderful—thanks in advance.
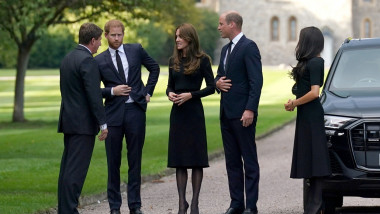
[0,0,194,122]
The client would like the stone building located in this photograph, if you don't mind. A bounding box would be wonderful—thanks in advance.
[197,0,380,67]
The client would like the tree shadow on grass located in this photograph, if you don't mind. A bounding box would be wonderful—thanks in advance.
[0,120,58,130]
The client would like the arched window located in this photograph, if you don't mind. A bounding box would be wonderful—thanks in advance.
[288,16,297,41]
[363,18,372,38]
[271,16,279,41]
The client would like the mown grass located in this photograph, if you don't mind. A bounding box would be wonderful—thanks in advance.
[0,67,295,213]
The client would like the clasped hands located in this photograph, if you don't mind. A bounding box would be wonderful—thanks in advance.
[168,92,192,106]
[284,99,296,111]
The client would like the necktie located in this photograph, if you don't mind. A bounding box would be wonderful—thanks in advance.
[115,50,126,83]
[225,41,233,72]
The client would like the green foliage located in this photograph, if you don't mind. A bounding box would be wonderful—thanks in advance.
[0,31,16,68]
[197,9,220,60]
[136,22,173,65]
[29,27,76,68]
[135,8,219,65]
[0,0,199,49]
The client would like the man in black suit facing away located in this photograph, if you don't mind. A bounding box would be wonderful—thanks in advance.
[215,11,263,214]
[95,20,160,214]
[58,23,108,214]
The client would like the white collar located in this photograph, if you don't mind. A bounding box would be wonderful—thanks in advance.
[231,32,244,45]
[79,44,92,54]
[109,45,124,55]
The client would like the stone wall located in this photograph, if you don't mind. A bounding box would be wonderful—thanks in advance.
[208,0,354,66]
[352,0,380,38]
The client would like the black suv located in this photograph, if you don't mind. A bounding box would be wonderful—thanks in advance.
[305,38,380,213]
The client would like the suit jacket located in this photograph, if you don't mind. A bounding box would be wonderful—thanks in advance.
[215,35,263,119]
[95,43,160,126]
[58,45,106,135]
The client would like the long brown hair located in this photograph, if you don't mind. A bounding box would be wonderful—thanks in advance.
[170,23,208,75]
[290,26,324,82]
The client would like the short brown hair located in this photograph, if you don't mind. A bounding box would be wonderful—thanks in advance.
[226,12,243,30]
[104,19,125,34]
[78,23,103,45]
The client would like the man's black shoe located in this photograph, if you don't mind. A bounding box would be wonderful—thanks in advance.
[110,209,121,214]
[130,208,144,214]
[223,207,244,214]
[243,208,258,214]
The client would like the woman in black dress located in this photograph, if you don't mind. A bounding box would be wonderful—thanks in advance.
[166,23,215,214]
[284,26,331,214]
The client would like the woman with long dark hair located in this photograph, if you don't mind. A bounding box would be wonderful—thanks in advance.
[166,23,215,214]
[284,26,331,214]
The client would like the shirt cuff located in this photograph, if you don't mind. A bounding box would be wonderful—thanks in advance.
[111,87,114,96]
[100,123,107,130]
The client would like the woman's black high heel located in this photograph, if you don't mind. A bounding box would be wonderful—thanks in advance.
[190,202,199,214]
[178,201,189,214]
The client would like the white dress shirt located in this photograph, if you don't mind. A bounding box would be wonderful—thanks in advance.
[224,32,244,66]
[109,46,134,103]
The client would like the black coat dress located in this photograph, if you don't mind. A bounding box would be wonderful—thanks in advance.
[290,57,332,178]
[166,56,215,168]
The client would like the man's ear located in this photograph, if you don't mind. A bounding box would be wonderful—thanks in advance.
[91,37,97,45]
[229,22,235,29]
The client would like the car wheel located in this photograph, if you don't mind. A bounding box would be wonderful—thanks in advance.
[323,195,343,214]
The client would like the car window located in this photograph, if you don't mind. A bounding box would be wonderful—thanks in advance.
[329,48,380,97]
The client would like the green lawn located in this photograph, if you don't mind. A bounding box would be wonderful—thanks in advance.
[0,67,295,213]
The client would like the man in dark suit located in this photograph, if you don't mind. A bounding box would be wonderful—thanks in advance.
[58,22,108,214]
[95,20,159,214]
[215,11,263,214]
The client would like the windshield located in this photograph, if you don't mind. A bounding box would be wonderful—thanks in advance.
[329,48,380,97]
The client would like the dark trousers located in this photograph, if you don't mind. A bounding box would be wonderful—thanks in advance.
[58,134,95,214]
[304,178,323,214]
[221,112,260,211]
[106,103,146,210]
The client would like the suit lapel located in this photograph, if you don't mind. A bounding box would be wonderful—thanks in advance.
[123,44,133,85]
[226,35,245,72]
[105,49,124,82]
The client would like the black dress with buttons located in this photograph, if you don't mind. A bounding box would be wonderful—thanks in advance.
[166,56,215,168]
